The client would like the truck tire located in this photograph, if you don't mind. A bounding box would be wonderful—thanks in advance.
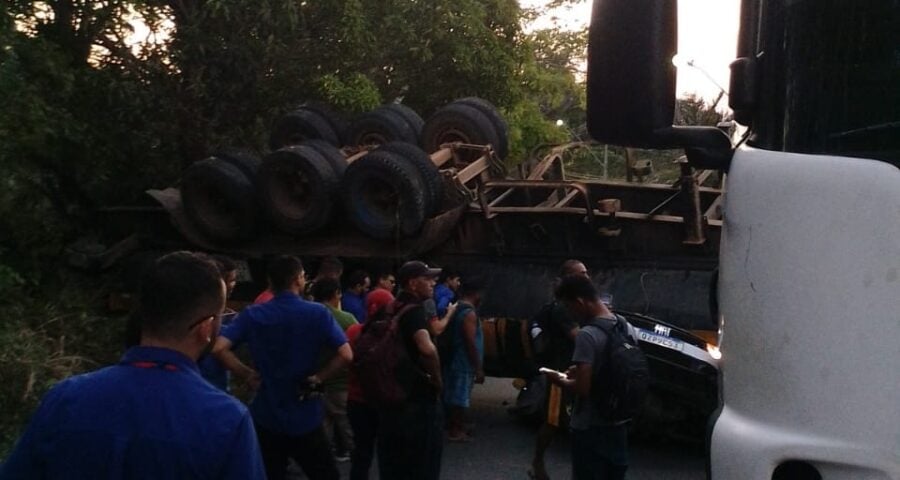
[269,108,341,150]
[301,139,347,177]
[211,148,262,182]
[341,150,427,239]
[451,97,509,159]
[296,101,349,144]
[421,103,502,161]
[345,107,418,147]
[382,103,425,140]
[182,158,257,243]
[257,145,340,235]
[377,141,444,216]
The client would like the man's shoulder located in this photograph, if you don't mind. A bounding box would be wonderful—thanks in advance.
[397,300,427,319]
[53,363,126,394]
[578,321,611,344]
[331,308,357,329]
[197,381,251,418]
[258,295,330,317]
[395,300,429,331]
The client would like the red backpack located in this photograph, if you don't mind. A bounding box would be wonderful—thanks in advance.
[353,301,419,407]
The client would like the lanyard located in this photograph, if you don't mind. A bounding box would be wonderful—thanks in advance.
[124,361,179,372]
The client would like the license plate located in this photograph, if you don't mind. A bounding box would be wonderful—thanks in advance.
[637,329,684,352]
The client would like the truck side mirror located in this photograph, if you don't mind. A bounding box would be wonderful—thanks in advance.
[587,0,733,169]
[587,0,677,147]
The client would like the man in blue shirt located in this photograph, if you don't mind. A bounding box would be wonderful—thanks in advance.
[434,267,460,317]
[342,269,370,323]
[1,251,266,479]
[198,254,239,391]
[213,255,352,480]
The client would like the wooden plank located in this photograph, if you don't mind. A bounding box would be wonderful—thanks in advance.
[704,194,725,220]
[527,153,561,180]
[456,156,490,184]
[578,178,722,194]
[430,148,454,168]
[487,188,517,208]
[346,150,368,164]
[696,169,715,185]
[552,190,580,208]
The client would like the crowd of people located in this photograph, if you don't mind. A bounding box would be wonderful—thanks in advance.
[1,253,644,480]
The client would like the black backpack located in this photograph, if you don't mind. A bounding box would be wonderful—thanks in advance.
[353,301,419,407]
[585,316,650,422]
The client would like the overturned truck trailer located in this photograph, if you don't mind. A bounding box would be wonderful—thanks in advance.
[103,98,722,436]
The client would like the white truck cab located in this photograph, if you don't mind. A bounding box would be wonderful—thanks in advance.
[586,0,900,478]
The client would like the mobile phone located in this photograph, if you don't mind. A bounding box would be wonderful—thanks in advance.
[539,367,564,377]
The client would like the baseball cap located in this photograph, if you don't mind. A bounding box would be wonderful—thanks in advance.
[397,261,442,285]
[365,288,395,317]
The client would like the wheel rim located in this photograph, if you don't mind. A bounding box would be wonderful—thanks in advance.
[268,166,312,221]
[193,176,239,237]
[439,127,482,165]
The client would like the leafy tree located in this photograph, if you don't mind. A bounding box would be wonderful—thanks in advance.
[676,93,723,127]
[0,0,590,265]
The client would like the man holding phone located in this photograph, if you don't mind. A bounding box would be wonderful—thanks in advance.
[545,274,642,480]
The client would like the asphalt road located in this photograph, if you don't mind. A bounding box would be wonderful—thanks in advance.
[322,377,707,479]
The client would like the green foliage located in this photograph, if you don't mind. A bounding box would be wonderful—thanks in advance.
[0,277,125,457]
[506,101,570,161]
[317,74,382,113]
[676,94,723,127]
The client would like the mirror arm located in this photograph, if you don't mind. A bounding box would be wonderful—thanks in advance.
[655,126,734,170]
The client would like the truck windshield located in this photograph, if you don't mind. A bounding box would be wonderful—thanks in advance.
[751,0,900,165]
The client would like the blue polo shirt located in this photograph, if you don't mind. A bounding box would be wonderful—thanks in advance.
[341,290,366,323]
[223,291,347,436]
[0,346,265,479]
[434,283,455,317]
[198,310,237,391]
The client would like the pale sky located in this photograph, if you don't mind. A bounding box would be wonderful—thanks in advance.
[521,0,741,102]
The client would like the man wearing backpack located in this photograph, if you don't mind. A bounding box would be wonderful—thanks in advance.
[367,260,444,480]
[546,274,648,480]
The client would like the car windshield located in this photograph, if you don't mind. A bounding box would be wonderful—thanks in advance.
[751,0,900,165]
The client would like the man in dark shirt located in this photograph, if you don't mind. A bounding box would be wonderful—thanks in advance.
[529,259,590,480]
[1,251,266,479]
[212,255,352,480]
[376,260,444,480]
[546,274,638,480]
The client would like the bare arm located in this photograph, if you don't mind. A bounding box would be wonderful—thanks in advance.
[461,311,484,382]
[212,336,260,390]
[429,302,457,336]
[546,362,591,398]
[571,362,592,398]
[413,329,442,391]
[309,343,353,384]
